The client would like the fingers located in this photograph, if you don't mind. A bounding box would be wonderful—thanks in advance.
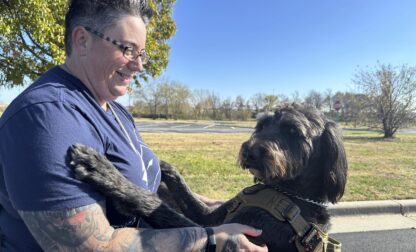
[238,234,268,252]
[212,224,268,252]
[213,223,262,237]
[239,225,262,237]
[216,233,268,252]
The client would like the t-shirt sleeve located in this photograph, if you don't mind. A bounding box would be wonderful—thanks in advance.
[1,102,105,211]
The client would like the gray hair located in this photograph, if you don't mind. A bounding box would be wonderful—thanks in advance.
[64,0,153,56]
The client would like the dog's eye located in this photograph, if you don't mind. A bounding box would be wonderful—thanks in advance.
[255,123,263,132]
[288,128,300,137]
[281,125,299,136]
[289,128,297,135]
[274,111,282,119]
[255,117,273,132]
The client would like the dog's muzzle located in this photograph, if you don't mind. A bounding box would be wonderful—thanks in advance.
[239,141,259,169]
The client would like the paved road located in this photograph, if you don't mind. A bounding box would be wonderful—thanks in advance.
[329,200,416,252]
[136,121,416,134]
[331,229,416,252]
[136,122,253,133]
[399,128,416,134]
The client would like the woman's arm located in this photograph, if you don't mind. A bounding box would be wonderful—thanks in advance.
[19,203,206,251]
[19,202,267,252]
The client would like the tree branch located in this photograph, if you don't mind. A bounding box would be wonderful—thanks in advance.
[17,30,50,64]
[22,27,54,58]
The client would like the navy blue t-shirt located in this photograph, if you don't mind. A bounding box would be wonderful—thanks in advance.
[0,66,161,251]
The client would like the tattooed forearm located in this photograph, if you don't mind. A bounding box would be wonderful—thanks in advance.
[111,227,207,252]
[19,203,209,252]
[141,227,207,252]
[19,203,113,251]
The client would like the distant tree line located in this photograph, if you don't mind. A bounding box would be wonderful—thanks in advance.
[130,63,416,138]
[130,78,253,121]
[129,80,368,123]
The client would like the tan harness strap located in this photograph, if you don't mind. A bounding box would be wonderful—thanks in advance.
[225,184,286,222]
[276,197,311,237]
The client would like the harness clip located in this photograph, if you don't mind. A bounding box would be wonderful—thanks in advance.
[300,225,323,252]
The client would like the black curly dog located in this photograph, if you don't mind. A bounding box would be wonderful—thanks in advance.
[69,103,348,251]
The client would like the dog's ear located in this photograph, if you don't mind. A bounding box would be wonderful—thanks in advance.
[319,121,348,203]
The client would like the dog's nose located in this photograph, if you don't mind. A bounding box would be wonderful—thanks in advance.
[242,147,250,159]
[241,142,255,161]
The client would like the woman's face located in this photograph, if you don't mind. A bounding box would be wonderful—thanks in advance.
[82,15,147,106]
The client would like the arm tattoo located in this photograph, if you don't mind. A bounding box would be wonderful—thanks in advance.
[113,228,207,252]
[19,203,113,251]
[19,203,209,251]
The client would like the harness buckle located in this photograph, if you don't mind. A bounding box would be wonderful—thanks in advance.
[300,225,323,252]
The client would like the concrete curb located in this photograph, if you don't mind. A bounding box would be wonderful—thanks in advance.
[328,199,416,216]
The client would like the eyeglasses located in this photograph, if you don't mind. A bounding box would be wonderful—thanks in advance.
[84,26,150,65]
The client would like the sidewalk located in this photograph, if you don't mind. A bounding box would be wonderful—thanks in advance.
[328,199,416,234]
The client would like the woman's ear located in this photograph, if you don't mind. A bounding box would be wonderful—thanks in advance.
[71,26,89,56]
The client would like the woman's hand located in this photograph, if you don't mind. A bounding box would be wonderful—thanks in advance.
[212,223,268,252]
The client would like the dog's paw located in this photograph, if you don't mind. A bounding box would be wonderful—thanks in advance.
[69,144,111,180]
[159,160,174,172]
[159,160,181,177]
[160,160,187,187]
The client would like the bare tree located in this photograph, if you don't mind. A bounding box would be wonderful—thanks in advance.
[250,93,266,114]
[353,63,416,138]
[304,90,324,109]
[277,93,290,104]
[263,95,278,111]
[189,89,209,119]
[291,91,302,103]
[207,92,222,120]
[221,98,233,120]
[234,95,250,120]
[158,82,171,118]
[333,91,371,126]
[132,79,161,119]
[169,82,191,119]
[323,89,333,112]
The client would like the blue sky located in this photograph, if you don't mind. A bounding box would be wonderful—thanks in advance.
[2,0,416,105]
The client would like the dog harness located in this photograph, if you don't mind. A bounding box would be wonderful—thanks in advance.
[224,184,342,252]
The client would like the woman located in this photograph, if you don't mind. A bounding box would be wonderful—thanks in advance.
[0,0,268,251]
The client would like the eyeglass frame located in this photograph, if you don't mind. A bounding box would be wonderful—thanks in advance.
[84,26,150,65]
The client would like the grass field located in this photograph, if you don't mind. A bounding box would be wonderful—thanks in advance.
[141,128,416,202]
